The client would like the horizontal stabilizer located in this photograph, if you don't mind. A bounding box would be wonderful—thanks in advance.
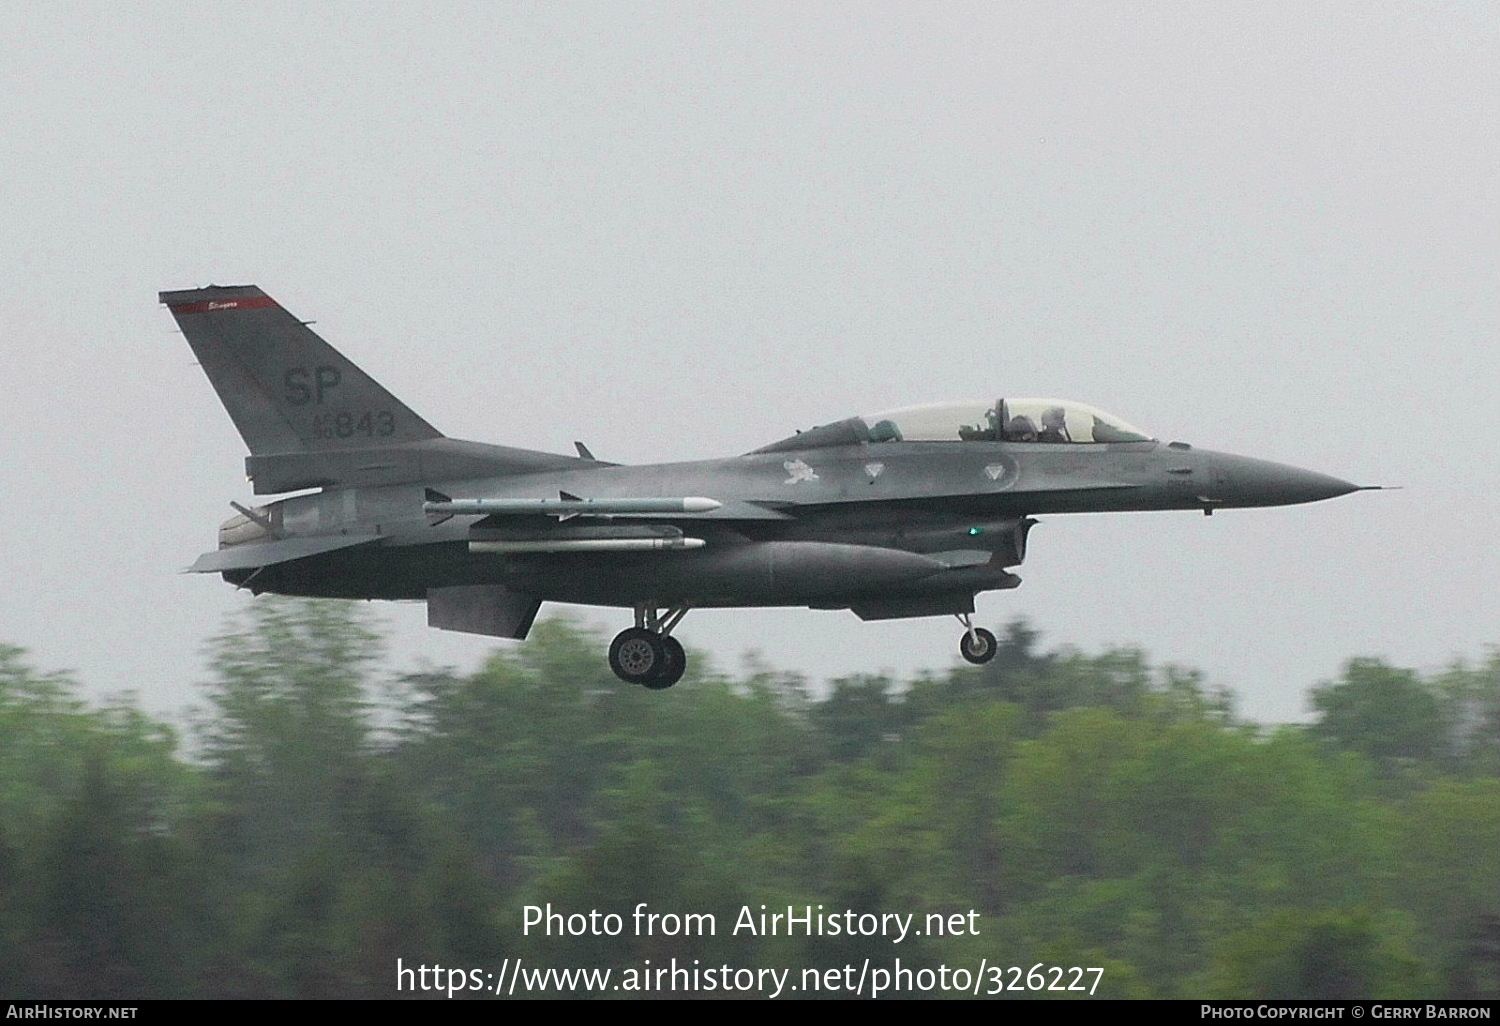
[188,533,381,573]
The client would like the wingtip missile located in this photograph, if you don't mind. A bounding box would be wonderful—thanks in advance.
[422,495,724,518]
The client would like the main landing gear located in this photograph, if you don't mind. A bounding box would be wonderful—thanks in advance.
[611,606,998,687]
[609,605,690,689]
[957,613,998,665]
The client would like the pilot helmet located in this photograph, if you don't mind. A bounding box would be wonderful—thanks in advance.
[1007,415,1038,441]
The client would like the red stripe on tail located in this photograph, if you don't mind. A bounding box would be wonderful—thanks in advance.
[168,296,278,315]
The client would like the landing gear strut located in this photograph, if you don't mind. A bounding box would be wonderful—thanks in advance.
[609,605,690,688]
[957,613,997,665]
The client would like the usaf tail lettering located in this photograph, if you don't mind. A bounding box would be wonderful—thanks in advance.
[283,365,342,405]
[162,284,1378,690]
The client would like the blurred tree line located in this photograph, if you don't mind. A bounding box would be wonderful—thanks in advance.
[0,603,1495,999]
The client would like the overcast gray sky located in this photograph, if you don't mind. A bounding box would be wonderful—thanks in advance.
[2,2,1495,723]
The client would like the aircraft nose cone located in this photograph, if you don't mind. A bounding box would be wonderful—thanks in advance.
[1213,453,1361,508]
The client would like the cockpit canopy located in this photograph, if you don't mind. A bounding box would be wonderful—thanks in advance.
[861,398,1153,444]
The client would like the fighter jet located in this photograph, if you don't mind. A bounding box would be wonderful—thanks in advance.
[162,284,1372,689]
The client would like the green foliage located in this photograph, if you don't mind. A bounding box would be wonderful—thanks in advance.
[0,647,202,997]
[1429,651,1500,777]
[1310,658,1447,768]
[1392,778,1500,990]
[1205,907,1432,999]
[0,609,1493,999]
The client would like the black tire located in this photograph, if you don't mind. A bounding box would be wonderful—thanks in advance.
[644,635,686,690]
[960,626,998,665]
[609,628,667,684]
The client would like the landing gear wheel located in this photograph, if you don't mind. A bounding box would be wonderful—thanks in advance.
[644,635,686,690]
[609,628,667,684]
[960,626,998,665]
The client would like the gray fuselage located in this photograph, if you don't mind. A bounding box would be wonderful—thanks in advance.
[224,435,1356,612]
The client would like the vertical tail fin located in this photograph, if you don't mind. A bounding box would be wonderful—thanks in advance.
[160,284,441,455]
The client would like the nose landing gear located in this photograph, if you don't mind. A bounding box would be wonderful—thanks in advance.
[957,613,997,665]
[609,605,690,688]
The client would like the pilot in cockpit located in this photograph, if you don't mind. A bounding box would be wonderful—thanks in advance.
[1038,406,1071,443]
[1005,415,1038,442]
